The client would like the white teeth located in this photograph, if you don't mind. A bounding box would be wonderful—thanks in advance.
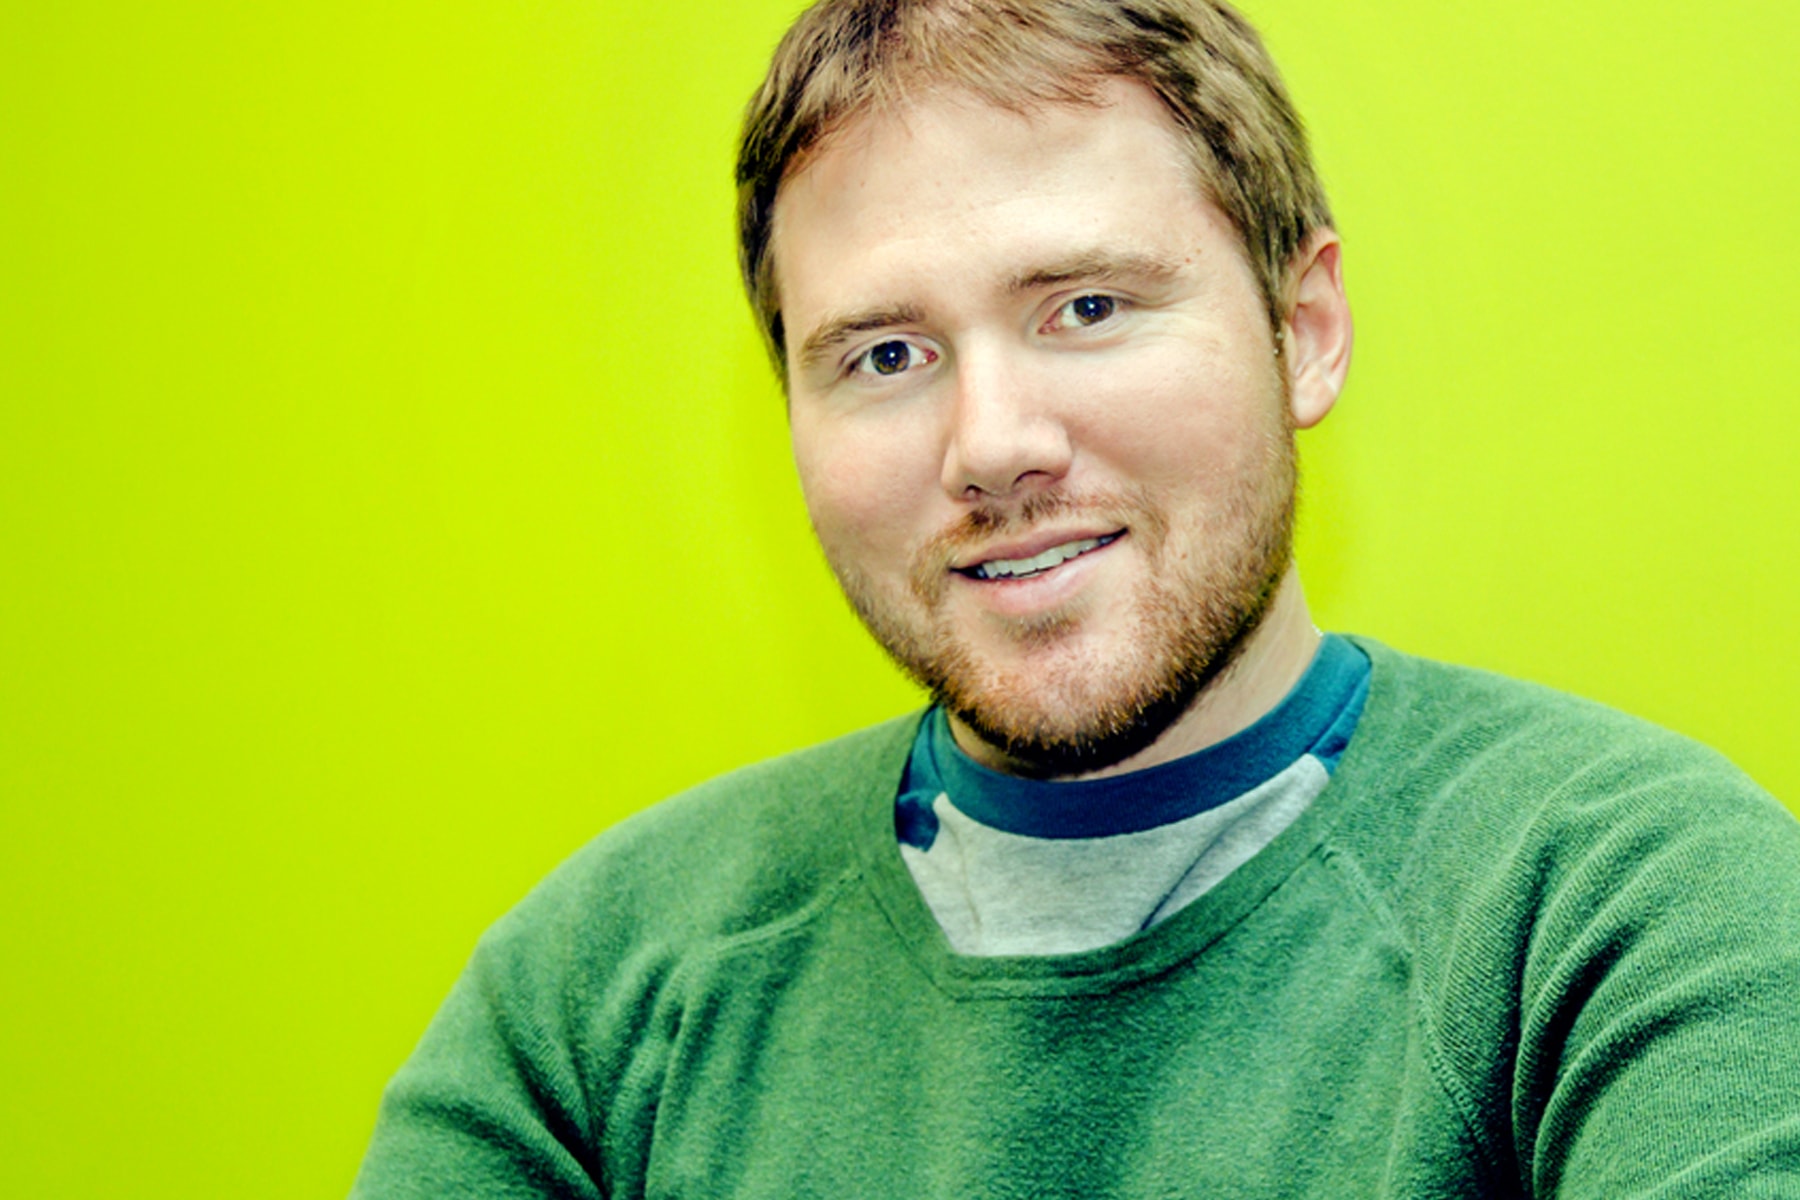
[974,536,1106,580]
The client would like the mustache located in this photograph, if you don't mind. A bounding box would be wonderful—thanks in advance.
[908,487,1165,599]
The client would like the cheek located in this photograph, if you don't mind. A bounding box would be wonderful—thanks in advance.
[792,416,936,556]
[1069,354,1278,486]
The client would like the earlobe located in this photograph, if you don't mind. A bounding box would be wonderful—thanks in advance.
[1282,230,1353,430]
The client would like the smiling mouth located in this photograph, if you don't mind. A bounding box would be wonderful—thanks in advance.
[957,532,1124,582]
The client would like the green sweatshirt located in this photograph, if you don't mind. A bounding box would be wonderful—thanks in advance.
[352,640,1800,1197]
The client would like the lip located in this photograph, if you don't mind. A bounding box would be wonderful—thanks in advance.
[947,528,1128,620]
[949,527,1127,575]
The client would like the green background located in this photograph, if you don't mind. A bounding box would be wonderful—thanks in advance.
[3,1,1795,1195]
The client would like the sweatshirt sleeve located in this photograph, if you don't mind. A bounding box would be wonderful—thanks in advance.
[1509,760,1800,1196]
[348,919,609,1200]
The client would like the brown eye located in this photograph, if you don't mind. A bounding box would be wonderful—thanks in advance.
[869,341,911,374]
[1067,294,1116,325]
[853,339,933,378]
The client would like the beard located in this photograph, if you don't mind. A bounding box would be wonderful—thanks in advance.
[823,421,1299,779]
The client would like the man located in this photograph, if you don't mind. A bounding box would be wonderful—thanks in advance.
[354,2,1800,1195]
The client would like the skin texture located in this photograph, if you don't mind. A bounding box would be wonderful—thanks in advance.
[774,79,1352,780]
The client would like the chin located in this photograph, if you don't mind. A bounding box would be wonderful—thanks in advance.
[939,642,1216,777]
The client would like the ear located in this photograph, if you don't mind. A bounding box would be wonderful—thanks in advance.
[1281,229,1352,430]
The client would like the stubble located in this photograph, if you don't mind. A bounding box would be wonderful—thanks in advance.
[826,424,1298,778]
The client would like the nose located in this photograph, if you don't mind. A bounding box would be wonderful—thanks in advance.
[939,347,1073,501]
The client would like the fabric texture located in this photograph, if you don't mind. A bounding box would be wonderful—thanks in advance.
[352,639,1800,1198]
[897,633,1370,955]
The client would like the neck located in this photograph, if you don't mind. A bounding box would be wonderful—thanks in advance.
[952,565,1323,782]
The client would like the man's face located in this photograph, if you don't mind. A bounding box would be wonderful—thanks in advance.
[773,80,1312,777]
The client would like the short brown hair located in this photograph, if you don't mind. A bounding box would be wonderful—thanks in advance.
[735,0,1332,372]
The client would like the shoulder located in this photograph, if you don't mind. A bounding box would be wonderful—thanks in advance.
[477,711,922,977]
[1327,638,1798,951]
[353,715,923,1194]
[1326,641,1800,1188]
[1342,637,1783,833]
[1330,636,1800,981]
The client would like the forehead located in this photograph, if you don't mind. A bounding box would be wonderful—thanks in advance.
[768,79,1224,338]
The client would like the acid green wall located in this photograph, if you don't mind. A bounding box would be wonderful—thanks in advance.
[3,2,1795,1195]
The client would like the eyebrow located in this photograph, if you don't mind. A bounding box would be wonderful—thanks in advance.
[1005,249,1186,295]
[795,304,926,371]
